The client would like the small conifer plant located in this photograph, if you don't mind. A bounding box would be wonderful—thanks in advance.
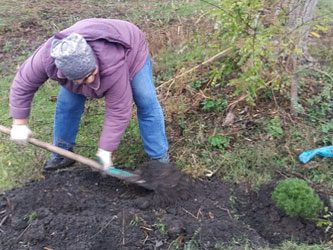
[271,178,323,219]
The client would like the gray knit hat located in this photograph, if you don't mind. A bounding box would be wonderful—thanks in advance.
[51,33,96,80]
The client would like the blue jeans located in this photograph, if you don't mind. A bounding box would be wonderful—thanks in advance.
[53,56,168,159]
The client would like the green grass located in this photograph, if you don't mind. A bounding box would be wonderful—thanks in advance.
[220,240,333,250]
[0,1,20,29]
[316,0,333,23]
[0,76,59,191]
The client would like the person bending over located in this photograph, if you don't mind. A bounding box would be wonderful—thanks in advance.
[9,18,169,171]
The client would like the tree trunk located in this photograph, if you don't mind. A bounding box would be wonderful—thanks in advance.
[287,0,318,116]
[288,0,318,62]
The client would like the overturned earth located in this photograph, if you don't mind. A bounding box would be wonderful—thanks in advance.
[0,161,331,250]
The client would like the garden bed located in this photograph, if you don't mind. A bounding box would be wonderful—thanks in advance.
[0,162,330,250]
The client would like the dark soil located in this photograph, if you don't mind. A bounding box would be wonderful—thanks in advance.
[130,161,193,203]
[0,162,331,250]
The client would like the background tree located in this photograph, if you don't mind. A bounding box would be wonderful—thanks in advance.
[207,0,319,114]
[288,0,318,115]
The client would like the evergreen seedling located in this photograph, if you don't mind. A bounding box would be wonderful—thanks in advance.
[271,178,323,219]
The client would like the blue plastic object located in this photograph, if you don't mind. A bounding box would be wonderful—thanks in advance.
[299,146,333,163]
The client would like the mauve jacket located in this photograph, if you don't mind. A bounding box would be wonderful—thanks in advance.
[9,18,149,152]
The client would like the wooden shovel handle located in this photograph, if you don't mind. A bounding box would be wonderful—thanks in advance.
[0,125,104,171]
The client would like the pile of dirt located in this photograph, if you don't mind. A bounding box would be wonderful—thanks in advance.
[0,162,331,250]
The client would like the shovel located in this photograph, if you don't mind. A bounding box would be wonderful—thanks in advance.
[0,125,145,186]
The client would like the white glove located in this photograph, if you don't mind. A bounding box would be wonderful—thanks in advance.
[96,148,113,171]
[10,124,32,145]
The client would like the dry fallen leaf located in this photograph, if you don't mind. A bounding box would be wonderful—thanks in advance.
[222,111,235,127]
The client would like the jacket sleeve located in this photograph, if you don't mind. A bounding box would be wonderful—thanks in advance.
[98,69,133,152]
[9,44,49,119]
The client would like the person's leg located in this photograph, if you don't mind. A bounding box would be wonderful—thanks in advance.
[131,56,169,161]
[44,86,86,170]
[53,86,86,149]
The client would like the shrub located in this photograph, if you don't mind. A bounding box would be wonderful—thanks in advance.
[271,178,323,219]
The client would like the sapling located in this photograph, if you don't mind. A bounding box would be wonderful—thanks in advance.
[271,178,323,219]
